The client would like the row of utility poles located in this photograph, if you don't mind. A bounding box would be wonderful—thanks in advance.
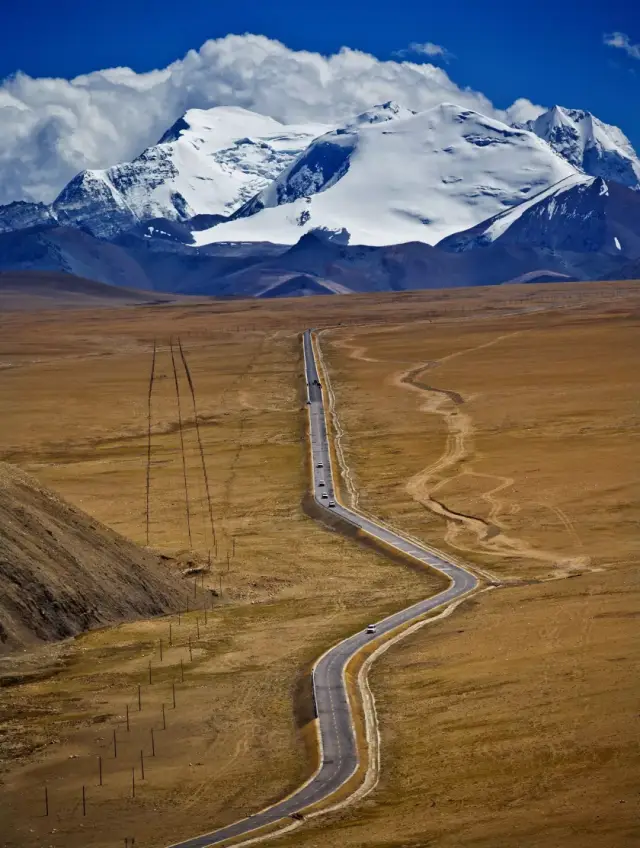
[40,599,217,822]
[41,339,242,830]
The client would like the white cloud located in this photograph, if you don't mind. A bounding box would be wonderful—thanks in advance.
[1,33,537,205]
[394,42,453,61]
[604,31,640,60]
[505,97,547,125]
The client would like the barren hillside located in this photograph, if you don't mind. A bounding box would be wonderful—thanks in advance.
[0,462,182,654]
[0,270,181,311]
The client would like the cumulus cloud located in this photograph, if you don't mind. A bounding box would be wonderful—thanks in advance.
[604,31,640,60]
[504,97,547,125]
[1,33,540,205]
[394,42,453,62]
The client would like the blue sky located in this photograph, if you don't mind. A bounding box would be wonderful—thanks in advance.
[1,0,639,204]
[2,0,638,139]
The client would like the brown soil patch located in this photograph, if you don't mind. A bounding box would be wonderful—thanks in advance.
[0,462,182,653]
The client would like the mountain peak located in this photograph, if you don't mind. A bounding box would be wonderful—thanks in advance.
[341,101,416,131]
[154,106,286,150]
[34,108,332,238]
[198,103,578,248]
[520,106,640,189]
[357,100,412,119]
[157,116,190,145]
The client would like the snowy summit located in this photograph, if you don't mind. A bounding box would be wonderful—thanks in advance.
[520,105,640,190]
[195,103,578,247]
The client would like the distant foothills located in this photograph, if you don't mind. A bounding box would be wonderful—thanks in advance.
[2,101,639,297]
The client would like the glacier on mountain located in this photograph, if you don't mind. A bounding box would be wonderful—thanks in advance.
[49,107,331,238]
[196,103,579,247]
[0,107,331,240]
[1,98,640,293]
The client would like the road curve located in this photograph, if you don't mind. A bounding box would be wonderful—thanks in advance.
[167,329,479,848]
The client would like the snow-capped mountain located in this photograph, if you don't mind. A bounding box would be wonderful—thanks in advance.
[0,103,416,241]
[339,100,416,130]
[50,107,331,238]
[195,104,579,247]
[438,175,640,260]
[519,106,640,190]
[1,98,639,296]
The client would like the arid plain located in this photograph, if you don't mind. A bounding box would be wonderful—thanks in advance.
[0,280,638,848]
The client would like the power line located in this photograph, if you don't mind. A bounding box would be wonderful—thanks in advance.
[170,337,193,548]
[145,339,157,546]
[177,338,217,556]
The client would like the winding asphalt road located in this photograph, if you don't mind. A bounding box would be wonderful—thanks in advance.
[167,330,479,848]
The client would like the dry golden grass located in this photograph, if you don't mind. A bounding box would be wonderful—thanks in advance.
[0,301,444,848]
[321,305,639,581]
[273,292,640,847]
[278,569,640,848]
[0,280,638,848]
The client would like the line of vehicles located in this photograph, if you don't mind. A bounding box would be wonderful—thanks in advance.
[306,378,322,406]
[308,373,333,503]
[316,462,335,508]
[309,368,376,638]
[315,461,376,635]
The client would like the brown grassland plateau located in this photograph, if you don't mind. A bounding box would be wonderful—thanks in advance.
[0,279,638,848]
